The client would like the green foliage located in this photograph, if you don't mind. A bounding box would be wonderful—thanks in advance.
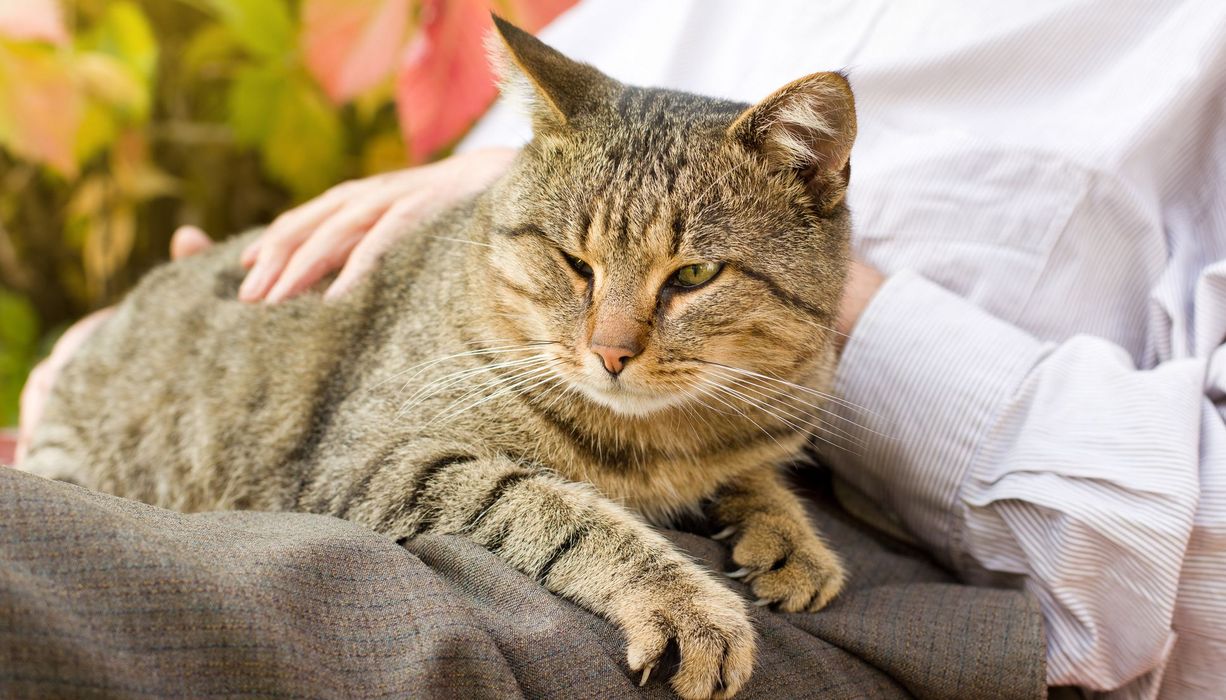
[0,290,39,426]
[0,0,411,425]
[203,0,295,60]
[228,65,345,197]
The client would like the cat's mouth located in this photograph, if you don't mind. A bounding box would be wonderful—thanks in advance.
[577,379,681,417]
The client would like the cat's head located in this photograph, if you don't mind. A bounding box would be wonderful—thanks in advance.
[477,17,855,417]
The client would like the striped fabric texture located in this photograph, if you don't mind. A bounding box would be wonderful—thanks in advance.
[0,466,1045,699]
[462,1,1226,696]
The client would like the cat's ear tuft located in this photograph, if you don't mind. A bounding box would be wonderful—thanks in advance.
[487,14,617,131]
[728,72,857,213]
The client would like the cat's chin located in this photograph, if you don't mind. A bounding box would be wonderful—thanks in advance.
[576,383,683,417]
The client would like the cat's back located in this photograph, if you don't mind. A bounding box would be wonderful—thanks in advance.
[25,208,473,511]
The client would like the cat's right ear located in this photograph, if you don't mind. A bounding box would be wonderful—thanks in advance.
[487,14,618,132]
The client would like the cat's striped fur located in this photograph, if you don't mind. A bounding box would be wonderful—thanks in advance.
[23,18,857,699]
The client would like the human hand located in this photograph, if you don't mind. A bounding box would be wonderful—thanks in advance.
[238,146,518,304]
[835,258,884,354]
[15,226,213,465]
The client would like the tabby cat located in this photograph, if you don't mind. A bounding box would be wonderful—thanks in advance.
[23,17,857,700]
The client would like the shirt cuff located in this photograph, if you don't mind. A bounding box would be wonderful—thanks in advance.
[828,268,1047,567]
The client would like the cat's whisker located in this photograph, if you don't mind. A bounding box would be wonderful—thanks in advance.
[415,366,543,423]
[395,355,555,417]
[400,354,551,389]
[706,379,812,435]
[502,374,568,412]
[671,398,716,458]
[705,377,864,455]
[429,363,564,426]
[704,368,867,445]
[671,382,736,428]
[688,377,789,453]
[723,380,866,449]
[399,356,556,419]
[537,376,581,415]
[399,361,550,419]
[698,360,885,425]
[389,343,559,397]
[792,315,851,341]
[456,337,562,346]
[425,359,562,420]
[427,235,493,248]
[397,354,552,400]
[705,380,859,457]
[367,341,557,396]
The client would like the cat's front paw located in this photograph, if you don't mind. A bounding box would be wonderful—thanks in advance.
[622,573,756,699]
[724,513,845,612]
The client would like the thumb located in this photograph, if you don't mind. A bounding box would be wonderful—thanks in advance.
[170,225,213,260]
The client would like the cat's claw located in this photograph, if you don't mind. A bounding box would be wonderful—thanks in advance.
[624,582,756,699]
[712,526,737,541]
[729,514,846,613]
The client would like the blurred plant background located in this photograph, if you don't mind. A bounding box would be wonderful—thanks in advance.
[0,0,573,429]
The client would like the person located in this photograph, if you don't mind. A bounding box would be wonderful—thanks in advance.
[17,1,1226,697]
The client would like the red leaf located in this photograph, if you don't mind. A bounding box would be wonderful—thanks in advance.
[500,0,578,34]
[301,0,412,103]
[0,430,16,466]
[394,0,575,163]
[0,0,68,45]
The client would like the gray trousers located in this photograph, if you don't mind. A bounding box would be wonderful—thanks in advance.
[0,466,1045,699]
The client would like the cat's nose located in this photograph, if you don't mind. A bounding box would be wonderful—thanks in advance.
[591,314,645,376]
[591,341,642,376]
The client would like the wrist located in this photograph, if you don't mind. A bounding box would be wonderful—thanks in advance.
[835,259,884,352]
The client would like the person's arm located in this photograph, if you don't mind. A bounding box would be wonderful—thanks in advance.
[828,265,1216,691]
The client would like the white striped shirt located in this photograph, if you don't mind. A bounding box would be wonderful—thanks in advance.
[462,1,1226,696]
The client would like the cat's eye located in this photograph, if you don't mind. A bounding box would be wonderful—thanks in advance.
[563,252,594,278]
[671,262,723,289]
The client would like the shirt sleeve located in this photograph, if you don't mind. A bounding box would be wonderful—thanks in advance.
[826,268,1207,691]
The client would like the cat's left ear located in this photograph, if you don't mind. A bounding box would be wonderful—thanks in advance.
[728,72,857,214]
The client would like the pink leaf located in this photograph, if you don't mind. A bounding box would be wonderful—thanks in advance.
[301,0,411,104]
[394,0,575,163]
[0,0,68,44]
[0,44,81,176]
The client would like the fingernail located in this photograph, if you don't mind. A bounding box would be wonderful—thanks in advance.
[264,283,286,304]
[322,281,348,302]
[239,268,266,302]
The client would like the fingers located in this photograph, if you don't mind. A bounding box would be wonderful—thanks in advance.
[322,197,423,301]
[263,198,385,303]
[170,226,213,260]
[240,239,260,268]
[239,187,351,300]
[239,234,304,301]
[243,148,517,303]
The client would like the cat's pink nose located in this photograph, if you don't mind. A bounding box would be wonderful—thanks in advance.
[591,342,641,376]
